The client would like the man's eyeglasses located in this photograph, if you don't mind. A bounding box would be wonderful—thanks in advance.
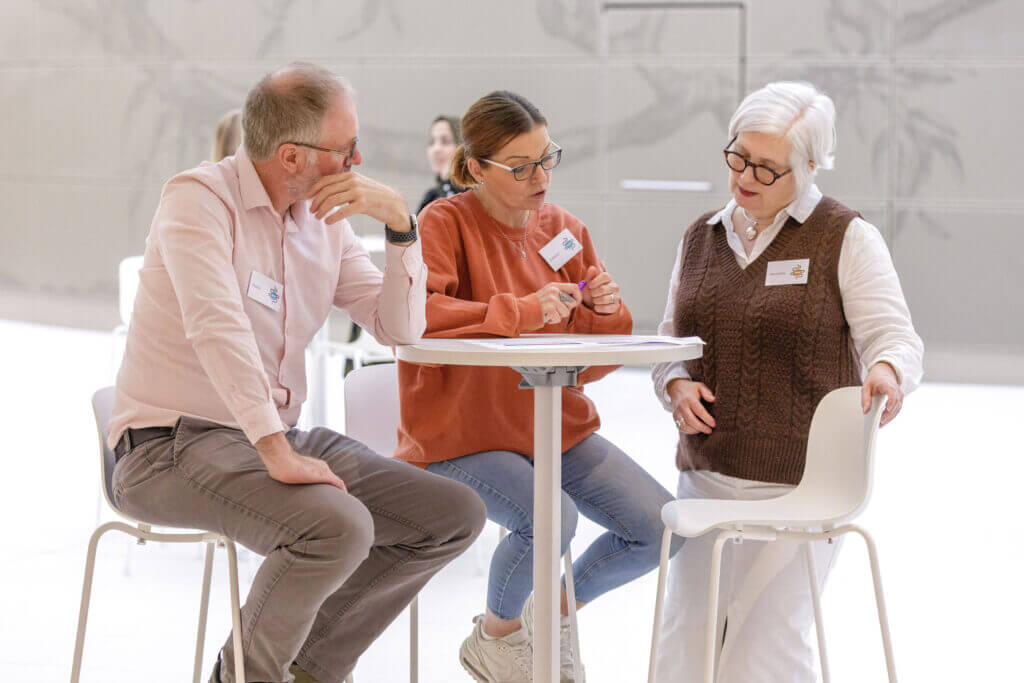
[482,144,562,181]
[286,137,359,162]
[723,136,791,186]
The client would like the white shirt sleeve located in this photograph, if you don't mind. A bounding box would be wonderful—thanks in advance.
[838,217,925,393]
[651,233,693,412]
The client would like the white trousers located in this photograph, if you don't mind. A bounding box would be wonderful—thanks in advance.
[653,471,842,683]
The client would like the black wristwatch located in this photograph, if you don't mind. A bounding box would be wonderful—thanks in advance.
[385,213,418,244]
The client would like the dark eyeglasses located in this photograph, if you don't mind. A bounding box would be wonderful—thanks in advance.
[482,144,562,181]
[723,136,791,186]
[285,137,359,161]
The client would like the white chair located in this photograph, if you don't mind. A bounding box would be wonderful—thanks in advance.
[71,387,246,683]
[343,364,585,683]
[647,388,896,683]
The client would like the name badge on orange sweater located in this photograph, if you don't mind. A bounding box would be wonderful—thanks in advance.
[765,259,810,286]
[540,229,583,271]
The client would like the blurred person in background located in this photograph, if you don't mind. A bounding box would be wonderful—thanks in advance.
[211,108,242,161]
[418,114,466,213]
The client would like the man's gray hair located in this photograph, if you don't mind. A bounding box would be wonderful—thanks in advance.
[243,63,354,161]
[728,81,836,196]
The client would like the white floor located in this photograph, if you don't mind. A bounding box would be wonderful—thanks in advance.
[1,318,1021,683]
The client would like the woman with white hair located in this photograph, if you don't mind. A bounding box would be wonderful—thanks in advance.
[651,81,924,681]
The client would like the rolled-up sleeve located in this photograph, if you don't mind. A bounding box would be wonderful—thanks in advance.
[839,218,925,393]
[154,179,284,444]
[651,235,692,411]
[333,221,427,346]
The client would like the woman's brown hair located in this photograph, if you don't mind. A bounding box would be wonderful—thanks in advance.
[449,91,546,188]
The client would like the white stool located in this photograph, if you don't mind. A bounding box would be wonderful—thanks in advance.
[647,388,897,683]
[71,387,246,683]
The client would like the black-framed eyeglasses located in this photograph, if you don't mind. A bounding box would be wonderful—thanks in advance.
[482,143,562,181]
[285,137,359,161]
[723,136,791,186]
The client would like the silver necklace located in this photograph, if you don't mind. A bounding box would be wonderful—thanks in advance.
[740,208,759,241]
[492,213,532,258]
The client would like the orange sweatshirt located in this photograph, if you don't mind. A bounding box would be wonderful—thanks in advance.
[395,191,633,467]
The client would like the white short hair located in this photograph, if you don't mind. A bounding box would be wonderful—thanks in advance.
[728,81,836,194]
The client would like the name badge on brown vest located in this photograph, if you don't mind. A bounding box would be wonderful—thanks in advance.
[765,258,810,286]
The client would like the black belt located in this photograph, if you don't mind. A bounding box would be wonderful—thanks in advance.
[114,426,174,461]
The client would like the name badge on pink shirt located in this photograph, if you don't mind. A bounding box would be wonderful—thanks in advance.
[247,270,283,312]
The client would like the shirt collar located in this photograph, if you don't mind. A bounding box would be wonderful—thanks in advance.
[236,146,275,212]
[706,183,823,226]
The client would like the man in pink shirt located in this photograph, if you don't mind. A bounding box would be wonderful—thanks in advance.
[108,63,486,683]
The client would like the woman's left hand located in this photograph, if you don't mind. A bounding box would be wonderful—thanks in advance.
[862,362,903,427]
[581,265,621,315]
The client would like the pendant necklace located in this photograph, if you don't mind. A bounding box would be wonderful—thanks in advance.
[492,213,532,258]
[740,208,759,241]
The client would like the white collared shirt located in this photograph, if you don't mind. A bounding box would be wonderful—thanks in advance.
[651,183,924,412]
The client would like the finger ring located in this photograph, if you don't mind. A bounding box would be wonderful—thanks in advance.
[675,418,683,428]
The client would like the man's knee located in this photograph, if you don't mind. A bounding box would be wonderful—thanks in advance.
[436,477,488,548]
[303,495,375,569]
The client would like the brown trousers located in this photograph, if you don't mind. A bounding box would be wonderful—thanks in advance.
[112,416,486,683]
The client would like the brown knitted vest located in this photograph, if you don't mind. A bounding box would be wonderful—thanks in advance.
[672,196,861,485]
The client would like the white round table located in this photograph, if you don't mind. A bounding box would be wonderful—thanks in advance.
[397,334,704,682]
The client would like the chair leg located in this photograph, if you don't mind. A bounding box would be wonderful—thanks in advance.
[193,541,216,683]
[803,541,831,683]
[410,595,418,683]
[703,532,732,683]
[70,523,116,683]
[563,548,584,683]
[647,527,674,683]
[224,539,246,683]
[848,526,898,682]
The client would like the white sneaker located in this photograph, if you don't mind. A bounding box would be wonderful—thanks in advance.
[521,593,586,682]
[459,614,534,683]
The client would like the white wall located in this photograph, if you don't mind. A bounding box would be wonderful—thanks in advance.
[0,0,1021,382]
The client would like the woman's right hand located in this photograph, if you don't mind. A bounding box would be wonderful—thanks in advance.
[534,282,582,325]
[667,378,716,435]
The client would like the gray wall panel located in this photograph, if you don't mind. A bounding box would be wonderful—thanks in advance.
[1,0,1021,382]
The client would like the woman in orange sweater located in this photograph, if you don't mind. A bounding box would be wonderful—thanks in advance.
[396,91,682,683]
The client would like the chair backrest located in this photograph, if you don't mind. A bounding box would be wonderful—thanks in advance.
[92,386,120,513]
[118,255,144,327]
[788,386,885,526]
[343,363,400,457]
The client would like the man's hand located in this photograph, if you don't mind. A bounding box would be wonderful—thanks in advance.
[308,172,409,230]
[255,432,347,491]
[581,265,621,315]
[668,378,716,435]
[862,361,903,427]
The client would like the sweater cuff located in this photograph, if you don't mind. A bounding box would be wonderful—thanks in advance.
[237,401,287,446]
[517,293,545,332]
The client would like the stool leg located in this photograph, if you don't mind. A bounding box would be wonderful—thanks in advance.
[224,539,246,683]
[647,527,674,683]
[410,595,418,683]
[563,548,583,683]
[193,541,216,683]
[803,541,831,683]
[704,533,731,683]
[70,524,115,683]
[849,526,898,682]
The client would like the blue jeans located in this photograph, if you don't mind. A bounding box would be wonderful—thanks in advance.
[427,433,684,620]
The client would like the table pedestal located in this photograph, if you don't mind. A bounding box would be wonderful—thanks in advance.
[516,366,585,683]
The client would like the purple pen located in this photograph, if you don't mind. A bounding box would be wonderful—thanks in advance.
[577,281,587,290]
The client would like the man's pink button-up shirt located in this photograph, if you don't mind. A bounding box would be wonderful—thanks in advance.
[108,147,426,448]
